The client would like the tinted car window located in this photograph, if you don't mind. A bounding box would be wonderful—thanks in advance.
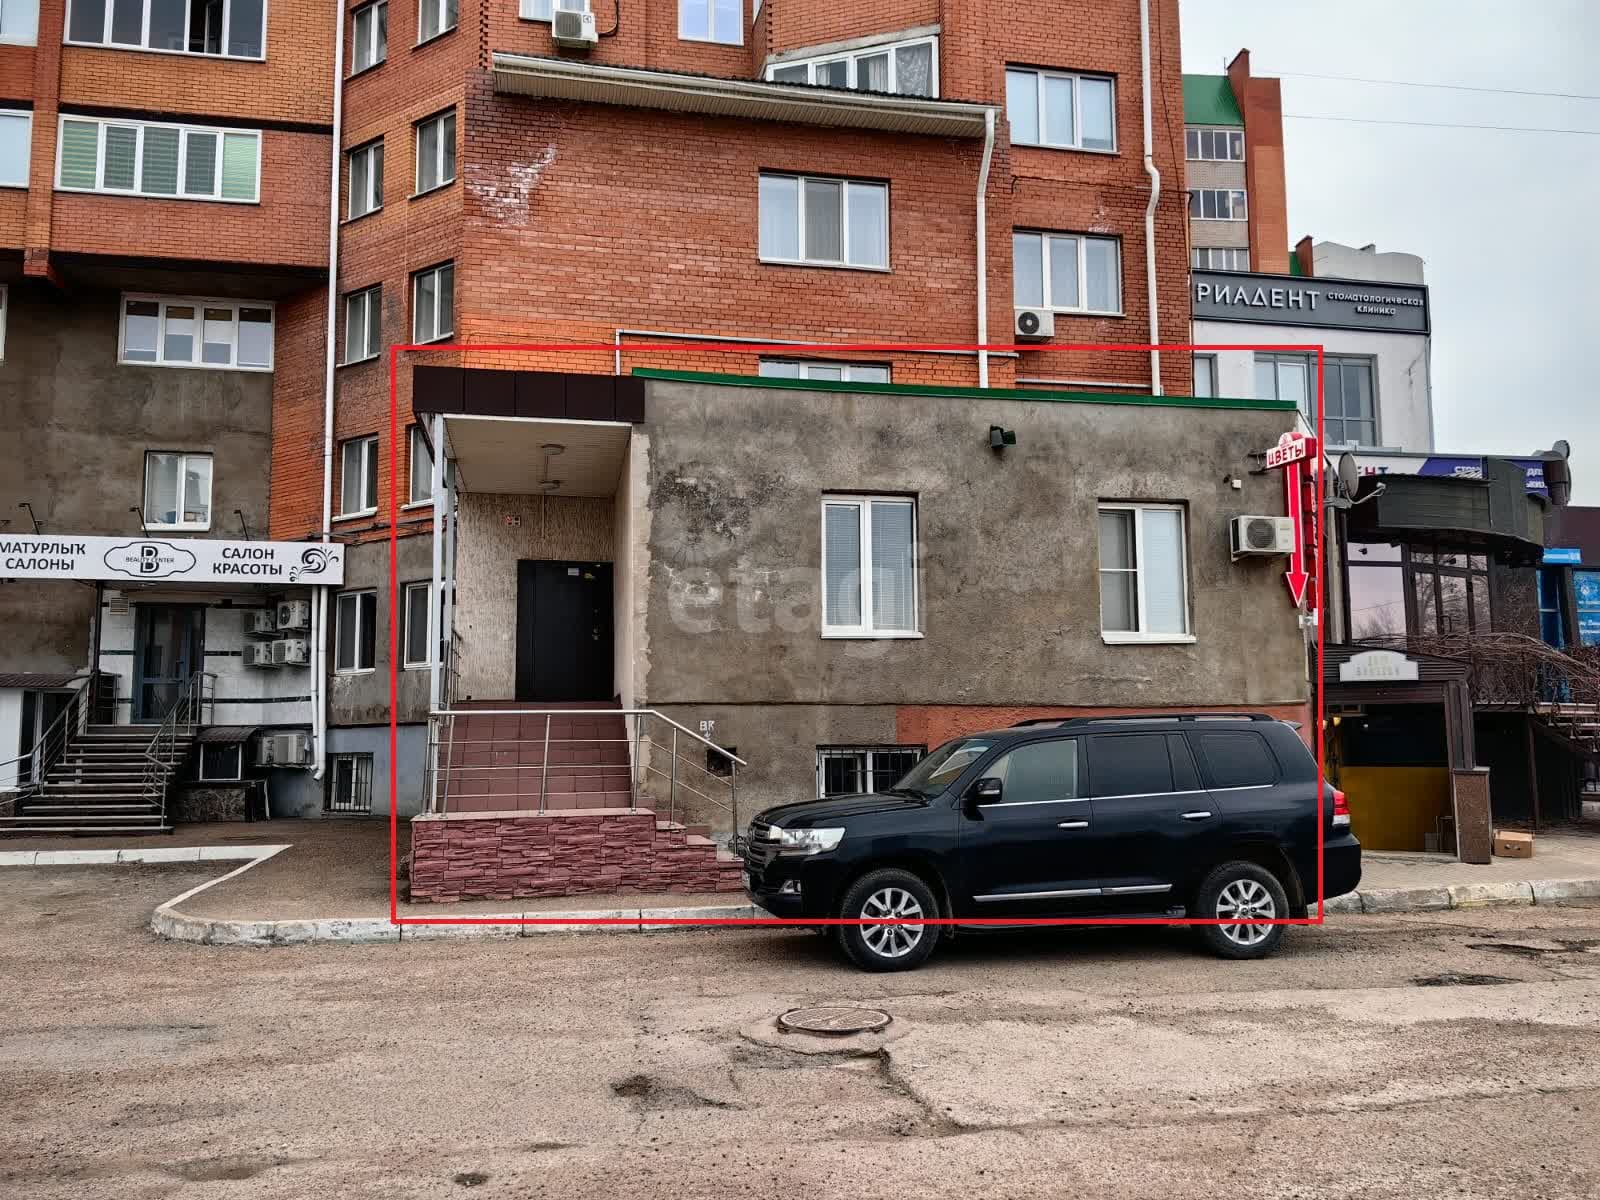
[985,739,1079,804]
[895,738,994,795]
[1167,734,1201,791]
[1197,731,1279,788]
[1088,734,1174,796]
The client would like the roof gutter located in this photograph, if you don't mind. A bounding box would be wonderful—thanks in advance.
[491,53,992,137]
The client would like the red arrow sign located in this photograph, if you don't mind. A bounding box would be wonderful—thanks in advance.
[1284,458,1310,608]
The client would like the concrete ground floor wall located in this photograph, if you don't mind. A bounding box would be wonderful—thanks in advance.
[319,723,428,819]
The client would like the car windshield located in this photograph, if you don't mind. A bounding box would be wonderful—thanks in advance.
[891,738,994,797]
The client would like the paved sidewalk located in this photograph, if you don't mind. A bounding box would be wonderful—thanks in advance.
[6,812,1600,944]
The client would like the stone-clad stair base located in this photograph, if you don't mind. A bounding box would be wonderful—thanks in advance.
[409,808,744,903]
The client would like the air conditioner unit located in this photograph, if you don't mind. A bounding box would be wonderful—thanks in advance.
[246,609,278,637]
[1014,308,1054,341]
[552,5,597,49]
[1230,515,1297,559]
[276,599,311,631]
[255,731,311,768]
[272,638,311,666]
[245,642,280,669]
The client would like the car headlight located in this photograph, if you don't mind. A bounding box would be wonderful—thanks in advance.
[770,826,845,855]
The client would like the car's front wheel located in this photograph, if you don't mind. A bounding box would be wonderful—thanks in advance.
[835,868,942,972]
[1195,861,1290,959]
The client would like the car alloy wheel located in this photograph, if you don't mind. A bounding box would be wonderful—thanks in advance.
[859,886,925,960]
[1215,877,1276,947]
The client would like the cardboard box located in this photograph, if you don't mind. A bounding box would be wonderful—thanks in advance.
[1493,830,1534,859]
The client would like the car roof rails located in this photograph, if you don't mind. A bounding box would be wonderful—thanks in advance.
[1011,713,1279,729]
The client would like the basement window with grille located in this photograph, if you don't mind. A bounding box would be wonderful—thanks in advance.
[817,746,925,798]
[329,753,374,814]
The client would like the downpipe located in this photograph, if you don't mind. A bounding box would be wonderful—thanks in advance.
[1140,0,1163,395]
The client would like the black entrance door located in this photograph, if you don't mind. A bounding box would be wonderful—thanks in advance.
[514,561,614,702]
[134,605,206,722]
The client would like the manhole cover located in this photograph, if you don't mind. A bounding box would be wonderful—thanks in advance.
[777,1006,892,1036]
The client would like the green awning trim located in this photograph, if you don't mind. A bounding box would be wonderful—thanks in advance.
[1183,74,1244,126]
[630,368,1296,412]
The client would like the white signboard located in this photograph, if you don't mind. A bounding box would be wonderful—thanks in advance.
[1338,649,1419,684]
[0,534,344,585]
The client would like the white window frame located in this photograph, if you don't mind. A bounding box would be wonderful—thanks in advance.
[1185,126,1244,161]
[1191,247,1249,271]
[1255,351,1314,421]
[338,435,379,519]
[411,261,453,344]
[62,0,268,61]
[350,0,386,73]
[407,423,433,505]
[759,359,890,383]
[0,284,7,362]
[1,0,40,44]
[118,294,274,369]
[1005,67,1117,153]
[416,0,455,44]
[0,109,30,188]
[347,138,383,220]
[401,580,433,669]
[759,172,889,271]
[1188,187,1248,222]
[765,34,939,97]
[816,745,925,798]
[1013,230,1122,316]
[678,0,741,45]
[520,0,588,20]
[343,285,381,365]
[142,450,213,531]
[334,591,378,674]
[197,741,244,781]
[413,109,455,195]
[1097,502,1193,645]
[820,494,921,639]
[1192,353,1217,399]
[55,114,260,203]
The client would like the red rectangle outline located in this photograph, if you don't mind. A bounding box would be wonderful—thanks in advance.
[385,341,1326,928]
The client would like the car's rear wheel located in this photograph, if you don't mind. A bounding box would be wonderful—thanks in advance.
[835,868,941,972]
[1195,861,1290,959]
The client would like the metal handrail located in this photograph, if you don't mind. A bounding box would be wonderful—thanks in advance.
[0,674,95,806]
[140,672,215,823]
[425,707,745,835]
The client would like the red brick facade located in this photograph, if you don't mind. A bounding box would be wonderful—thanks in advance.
[270,0,1193,540]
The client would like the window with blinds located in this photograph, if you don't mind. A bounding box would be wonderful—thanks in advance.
[1097,503,1191,642]
[821,495,919,637]
[56,115,259,202]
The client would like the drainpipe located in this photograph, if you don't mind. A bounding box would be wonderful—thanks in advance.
[975,107,996,388]
[313,7,347,781]
[1139,0,1162,395]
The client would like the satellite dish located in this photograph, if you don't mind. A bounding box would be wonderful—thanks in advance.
[1337,451,1360,498]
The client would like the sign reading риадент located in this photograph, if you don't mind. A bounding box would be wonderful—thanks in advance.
[0,534,345,585]
[1191,270,1430,335]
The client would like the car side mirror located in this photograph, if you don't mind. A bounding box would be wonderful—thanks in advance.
[968,777,1003,806]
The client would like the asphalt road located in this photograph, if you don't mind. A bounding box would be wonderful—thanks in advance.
[3,865,1599,1199]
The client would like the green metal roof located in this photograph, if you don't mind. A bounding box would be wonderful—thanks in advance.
[630,369,1293,412]
[1183,74,1244,126]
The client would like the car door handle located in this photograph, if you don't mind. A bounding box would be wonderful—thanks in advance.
[1057,820,1090,830]
[1180,810,1213,821]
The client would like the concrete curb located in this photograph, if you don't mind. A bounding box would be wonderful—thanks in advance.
[1320,878,1600,916]
[0,845,287,868]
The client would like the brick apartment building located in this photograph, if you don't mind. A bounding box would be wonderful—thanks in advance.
[2,1,1320,900]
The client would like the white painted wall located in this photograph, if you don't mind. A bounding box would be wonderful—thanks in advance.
[1312,241,1425,285]
[1194,319,1433,452]
[0,689,23,791]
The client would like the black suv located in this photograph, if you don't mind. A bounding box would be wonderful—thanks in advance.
[743,714,1360,972]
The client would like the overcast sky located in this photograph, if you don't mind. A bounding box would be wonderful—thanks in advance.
[1180,0,1600,501]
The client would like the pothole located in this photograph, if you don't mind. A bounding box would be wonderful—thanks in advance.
[778,1006,893,1036]
[1469,939,1600,957]
[1413,972,1518,987]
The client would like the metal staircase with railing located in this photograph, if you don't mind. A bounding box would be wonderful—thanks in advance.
[0,673,214,837]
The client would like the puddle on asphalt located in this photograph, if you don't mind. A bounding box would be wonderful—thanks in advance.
[1412,972,1519,987]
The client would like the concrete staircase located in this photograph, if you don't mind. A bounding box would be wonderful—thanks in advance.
[0,725,191,837]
